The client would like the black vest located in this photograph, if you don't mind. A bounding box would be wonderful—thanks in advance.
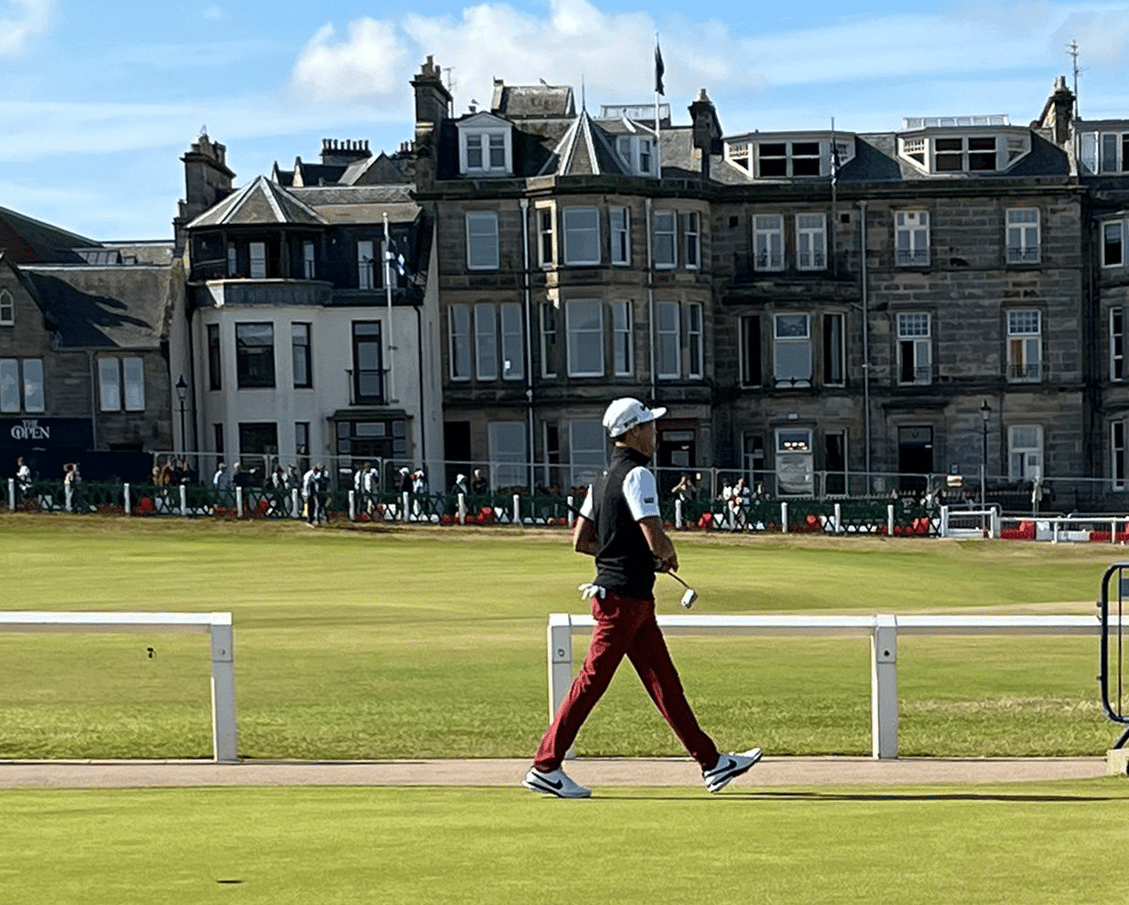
[590,446,657,600]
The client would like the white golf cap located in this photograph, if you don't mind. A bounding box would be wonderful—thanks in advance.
[603,397,667,438]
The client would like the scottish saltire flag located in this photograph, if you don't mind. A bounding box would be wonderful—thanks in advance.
[385,235,410,278]
[654,40,665,96]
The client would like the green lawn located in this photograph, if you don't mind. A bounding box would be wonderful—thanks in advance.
[3,782,1129,905]
[1,514,1126,758]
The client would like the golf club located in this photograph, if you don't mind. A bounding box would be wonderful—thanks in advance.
[663,570,698,609]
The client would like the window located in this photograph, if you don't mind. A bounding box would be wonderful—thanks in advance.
[796,214,826,270]
[569,421,606,488]
[1098,131,1129,173]
[682,212,700,269]
[0,289,12,325]
[823,313,844,386]
[562,208,600,265]
[898,313,932,385]
[352,321,383,404]
[466,212,499,270]
[357,240,376,290]
[292,323,312,389]
[501,303,524,381]
[98,357,145,412]
[566,299,604,377]
[249,242,267,280]
[540,302,558,378]
[537,207,554,267]
[302,241,316,279]
[1007,310,1042,381]
[656,301,680,378]
[754,215,784,271]
[235,323,275,389]
[653,210,676,268]
[895,211,930,266]
[0,358,44,413]
[616,135,654,176]
[449,304,471,380]
[1008,425,1043,481]
[776,428,814,495]
[1103,221,1124,268]
[756,141,821,177]
[610,206,630,265]
[687,303,703,379]
[1112,307,1125,381]
[462,130,510,175]
[612,300,633,377]
[207,323,221,391]
[1113,421,1126,491]
[741,315,762,386]
[488,422,527,489]
[935,135,998,172]
[474,303,498,381]
[226,243,237,277]
[774,314,811,387]
[294,422,309,472]
[1007,208,1040,264]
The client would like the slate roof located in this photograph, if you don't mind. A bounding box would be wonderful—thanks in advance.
[186,176,326,228]
[0,205,100,264]
[17,264,171,350]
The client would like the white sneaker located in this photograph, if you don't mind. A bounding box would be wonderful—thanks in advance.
[703,748,763,793]
[523,766,592,799]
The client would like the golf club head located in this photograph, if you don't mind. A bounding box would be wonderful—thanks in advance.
[681,588,697,609]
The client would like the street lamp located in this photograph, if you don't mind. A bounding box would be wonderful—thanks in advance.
[980,399,991,508]
[175,375,187,458]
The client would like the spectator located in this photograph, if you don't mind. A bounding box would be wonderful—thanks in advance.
[232,462,250,489]
[302,463,322,526]
[16,456,32,506]
[64,462,84,511]
[412,468,429,494]
[212,462,230,490]
[398,467,412,494]
[453,473,469,496]
[671,472,698,502]
[471,468,490,495]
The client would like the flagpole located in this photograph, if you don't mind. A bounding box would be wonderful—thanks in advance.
[830,117,838,276]
[654,34,663,177]
[383,211,395,404]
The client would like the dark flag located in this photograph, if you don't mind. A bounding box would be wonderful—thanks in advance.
[654,40,665,96]
[385,235,410,278]
[830,139,842,186]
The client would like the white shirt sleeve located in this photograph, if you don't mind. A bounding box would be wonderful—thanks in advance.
[622,466,661,521]
[579,485,595,519]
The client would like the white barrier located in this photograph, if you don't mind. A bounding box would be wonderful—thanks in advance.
[546,612,1125,760]
[1,611,237,762]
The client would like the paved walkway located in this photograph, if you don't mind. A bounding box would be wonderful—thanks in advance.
[0,756,1117,789]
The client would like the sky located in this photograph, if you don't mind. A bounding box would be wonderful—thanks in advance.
[1,0,1128,241]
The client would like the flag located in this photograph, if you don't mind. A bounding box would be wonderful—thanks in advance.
[830,139,842,187]
[385,234,411,278]
[654,40,665,96]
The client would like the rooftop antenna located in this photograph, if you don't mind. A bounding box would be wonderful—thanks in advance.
[581,74,586,112]
[444,66,457,114]
[1067,39,1084,119]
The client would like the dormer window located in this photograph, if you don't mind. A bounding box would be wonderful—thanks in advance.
[724,136,853,179]
[458,113,513,176]
[616,135,655,176]
[899,122,1030,174]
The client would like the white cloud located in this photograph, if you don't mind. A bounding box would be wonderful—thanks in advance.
[0,0,54,55]
[291,18,410,101]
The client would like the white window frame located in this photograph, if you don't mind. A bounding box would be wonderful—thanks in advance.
[1113,420,1126,491]
[774,313,812,388]
[562,208,600,266]
[449,304,471,381]
[1099,131,1129,174]
[569,420,607,488]
[1007,310,1042,382]
[537,206,555,267]
[540,302,558,379]
[1112,306,1126,382]
[466,212,500,271]
[462,129,511,175]
[687,302,704,379]
[755,140,823,178]
[754,215,784,271]
[566,299,604,377]
[1007,208,1041,265]
[1103,220,1125,268]
[1007,424,1043,481]
[610,206,630,266]
[97,357,145,412]
[616,135,654,176]
[897,312,932,385]
[474,303,498,381]
[226,243,237,277]
[0,289,13,325]
[796,214,827,271]
[895,211,930,267]
[357,240,376,290]
[500,302,524,381]
[249,242,267,280]
[0,358,44,414]
[682,212,700,270]
[487,422,527,489]
[933,135,1000,173]
[612,300,633,377]
[653,210,676,269]
[656,301,681,379]
[302,241,316,279]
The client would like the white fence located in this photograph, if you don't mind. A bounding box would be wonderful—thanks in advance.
[1,611,237,762]
[546,612,1127,760]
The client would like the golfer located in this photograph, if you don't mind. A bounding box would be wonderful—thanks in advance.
[524,398,761,798]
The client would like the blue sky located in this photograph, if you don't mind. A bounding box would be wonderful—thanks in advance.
[2,0,1127,240]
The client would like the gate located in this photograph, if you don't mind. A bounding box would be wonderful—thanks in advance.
[1099,562,1129,749]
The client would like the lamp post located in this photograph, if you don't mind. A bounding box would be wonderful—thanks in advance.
[980,399,991,508]
[175,375,187,458]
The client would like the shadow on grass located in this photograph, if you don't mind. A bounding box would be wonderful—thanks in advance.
[593,790,1119,803]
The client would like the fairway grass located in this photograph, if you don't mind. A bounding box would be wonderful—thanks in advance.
[3,782,1129,905]
[2,514,1127,759]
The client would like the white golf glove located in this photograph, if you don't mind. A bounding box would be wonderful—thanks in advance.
[578,582,605,600]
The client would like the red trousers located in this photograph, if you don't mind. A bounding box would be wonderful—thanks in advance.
[533,590,719,772]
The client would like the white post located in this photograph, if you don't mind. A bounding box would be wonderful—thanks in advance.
[236,487,244,518]
[209,614,238,763]
[780,502,788,533]
[291,488,300,519]
[871,614,899,759]
[401,491,410,522]
[887,504,895,536]
[547,614,578,760]
[124,483,131,516]
[513,493,521,526]
[180,484,188,517]
[65,482,73,513]
[7,478,13,510]
[348,490,356,521]
[833,502,842,534]
[990,507,1000,539]
[457,493,467,525]
[675,498,683,529]
[566,495,576,528]
[940,504,949,538]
